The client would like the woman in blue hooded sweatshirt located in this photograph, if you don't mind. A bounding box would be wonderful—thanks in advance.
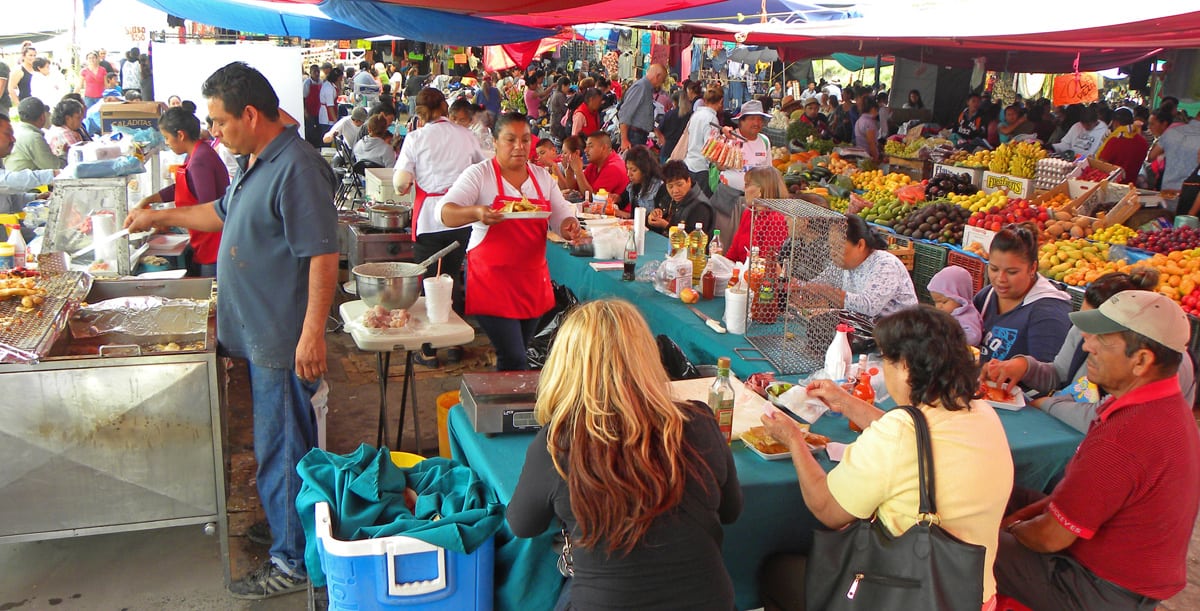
[973,225,1071,363]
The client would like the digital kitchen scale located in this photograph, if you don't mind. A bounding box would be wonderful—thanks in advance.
[461,371,542,435]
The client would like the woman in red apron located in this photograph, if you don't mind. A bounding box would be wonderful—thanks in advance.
[136,107,230,277]
[394,88,486,366]
[439,113,582,370]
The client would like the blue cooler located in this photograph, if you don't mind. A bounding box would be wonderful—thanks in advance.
[315,501,494,610]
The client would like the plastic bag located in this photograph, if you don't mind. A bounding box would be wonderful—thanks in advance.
[655,249,693,297]
[705,254,734,277]
[657,334,700,381]
[64,156,147,179]
[525,282,578,369]
[637,259,661,284]
[113,125,166,149]
[591,226,628,260]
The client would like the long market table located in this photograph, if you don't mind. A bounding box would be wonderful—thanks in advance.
[448,231,1086,611]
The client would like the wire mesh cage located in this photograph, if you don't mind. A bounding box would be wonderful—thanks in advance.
[744,199,847,374]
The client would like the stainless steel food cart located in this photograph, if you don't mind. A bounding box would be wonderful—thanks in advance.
[0,277,228,582]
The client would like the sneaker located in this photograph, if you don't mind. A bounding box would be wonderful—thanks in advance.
[414,349,440,368]
[245,520,272,547]
[228,559,308,600]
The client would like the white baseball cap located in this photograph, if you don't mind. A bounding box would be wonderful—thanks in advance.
[1069,290,1190,354]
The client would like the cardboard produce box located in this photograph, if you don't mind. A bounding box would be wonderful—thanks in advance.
[982,171,1035,199]
[100,101,161,132]
[932,163,983,187]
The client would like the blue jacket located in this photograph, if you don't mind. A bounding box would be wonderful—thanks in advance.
[973,276,1071,363]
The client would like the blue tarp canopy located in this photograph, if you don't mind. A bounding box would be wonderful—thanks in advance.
[317,0,553,45]
[136,0,377,40]
[136,0,553,45]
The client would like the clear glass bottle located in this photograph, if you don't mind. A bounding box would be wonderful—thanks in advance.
[622,229,637,282]
[709,356,735,444]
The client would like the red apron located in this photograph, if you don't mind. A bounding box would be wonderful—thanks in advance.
[176,142,221,265]
[465,159,554,319]
[410,118,451,238]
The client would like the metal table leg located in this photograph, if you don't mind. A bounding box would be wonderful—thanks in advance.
[396,351,422,454]
[376,351,390,448]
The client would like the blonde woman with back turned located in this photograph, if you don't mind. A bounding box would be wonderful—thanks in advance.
[508,300,743,610]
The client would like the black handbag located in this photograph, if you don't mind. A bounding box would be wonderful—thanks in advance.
[804,405,987,611]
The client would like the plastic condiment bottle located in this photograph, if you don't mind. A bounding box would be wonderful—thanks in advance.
[850,371,875,433]
[594,189,608,216]
[708,356,735,444]
[7,225,25,269]
[727,268,741,291]
[825,323,854,381]
[702,266,716,300]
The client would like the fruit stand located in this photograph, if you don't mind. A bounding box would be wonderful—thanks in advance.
[773,138,1197,371]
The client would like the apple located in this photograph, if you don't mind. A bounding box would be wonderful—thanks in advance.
[680,288,700,304]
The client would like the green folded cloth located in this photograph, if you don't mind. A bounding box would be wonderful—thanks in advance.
[296,444,504,587]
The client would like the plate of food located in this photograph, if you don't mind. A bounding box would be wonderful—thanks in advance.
[741,425,829,460]
[494,197,550,219]
[982,381,1026,411]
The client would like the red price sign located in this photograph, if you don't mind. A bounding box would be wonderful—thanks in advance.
[1052,73,1099,106]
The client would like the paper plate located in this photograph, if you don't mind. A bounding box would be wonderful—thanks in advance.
[500,211,551,219]
[984,381,1026,411]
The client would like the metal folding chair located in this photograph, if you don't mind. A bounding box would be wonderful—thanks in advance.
[332,134,363,209]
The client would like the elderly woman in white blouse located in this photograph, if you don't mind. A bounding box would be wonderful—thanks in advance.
[798,213,919,318]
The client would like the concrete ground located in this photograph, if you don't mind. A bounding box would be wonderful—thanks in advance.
[2,285,1200,610]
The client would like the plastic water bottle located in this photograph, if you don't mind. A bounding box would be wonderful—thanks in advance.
[824,323,853,381]
[708,229,723,257]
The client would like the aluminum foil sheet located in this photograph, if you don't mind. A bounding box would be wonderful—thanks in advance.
[69,296,210,339]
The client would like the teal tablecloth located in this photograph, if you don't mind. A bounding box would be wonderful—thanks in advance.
[454,233,1086,610]
[546,232,767,380]
[449,403,1082,611]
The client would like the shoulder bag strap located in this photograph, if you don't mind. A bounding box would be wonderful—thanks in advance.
[896,405,937,518]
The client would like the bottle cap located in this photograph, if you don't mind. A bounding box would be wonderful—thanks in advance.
[717,356,731,369]
[836,323,852,332]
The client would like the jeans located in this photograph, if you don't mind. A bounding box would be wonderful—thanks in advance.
[247,363,321,574]
[691,170,714,197]
[476,314,540,371]
[627,126,650,149]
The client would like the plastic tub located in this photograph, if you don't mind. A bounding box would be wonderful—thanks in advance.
[435,391,460,459]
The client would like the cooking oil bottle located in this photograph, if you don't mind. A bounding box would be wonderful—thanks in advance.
[687,223,708,285]
[669,222,687,256]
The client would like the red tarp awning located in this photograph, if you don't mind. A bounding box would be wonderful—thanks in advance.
[668,12,1200,72]
[273,0,724,27]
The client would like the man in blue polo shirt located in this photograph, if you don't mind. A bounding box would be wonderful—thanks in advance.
[126,61,338,599]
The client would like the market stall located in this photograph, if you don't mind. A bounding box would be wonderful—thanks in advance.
[0,274,227,581]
